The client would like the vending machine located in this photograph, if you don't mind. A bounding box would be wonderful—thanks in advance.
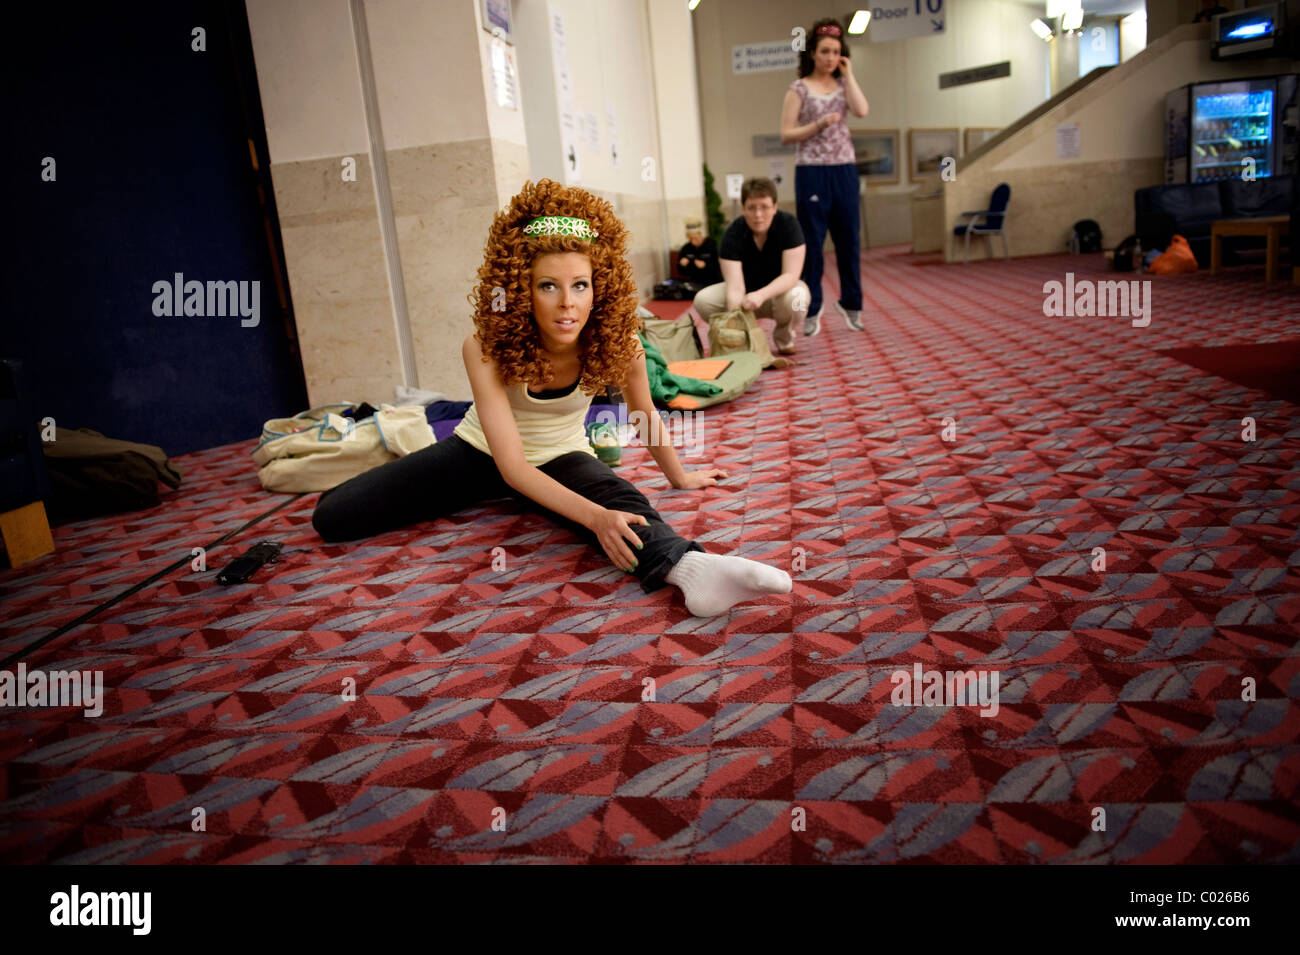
[1164,74,1298,184]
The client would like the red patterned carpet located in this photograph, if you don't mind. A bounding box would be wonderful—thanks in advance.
[2,247,1298,864]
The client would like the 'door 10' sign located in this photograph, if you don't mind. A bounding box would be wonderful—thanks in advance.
[870,0,946,43]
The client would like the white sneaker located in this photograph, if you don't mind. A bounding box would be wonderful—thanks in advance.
[836,303,864,331]
[803,308,822,337]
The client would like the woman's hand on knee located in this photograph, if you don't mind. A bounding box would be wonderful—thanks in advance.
[586,508,648,572]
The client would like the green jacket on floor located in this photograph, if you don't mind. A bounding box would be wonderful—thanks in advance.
[638,333,723,405]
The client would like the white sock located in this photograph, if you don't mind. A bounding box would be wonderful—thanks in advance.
[665,550,793,618]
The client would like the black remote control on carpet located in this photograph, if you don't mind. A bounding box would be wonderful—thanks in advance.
[216,541,283,585]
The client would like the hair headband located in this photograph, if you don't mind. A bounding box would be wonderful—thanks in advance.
[523,215,599,240]
[815,24,842,37]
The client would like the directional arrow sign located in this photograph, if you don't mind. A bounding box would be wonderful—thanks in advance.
[870,1,947,42]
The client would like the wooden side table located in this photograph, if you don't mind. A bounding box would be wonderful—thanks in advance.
[1210,215,1291,281]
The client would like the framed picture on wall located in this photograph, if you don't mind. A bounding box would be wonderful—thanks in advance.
[964,127,1001,154]
[852,130,900,185]
[908,127,959,181]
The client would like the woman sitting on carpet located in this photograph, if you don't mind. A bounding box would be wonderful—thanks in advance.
[312,179,792,618]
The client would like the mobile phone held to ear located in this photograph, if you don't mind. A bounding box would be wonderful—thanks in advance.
[216,541,284,585]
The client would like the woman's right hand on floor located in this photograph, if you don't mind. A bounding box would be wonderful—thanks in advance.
[674,467,728,490]
[587,508,648,572]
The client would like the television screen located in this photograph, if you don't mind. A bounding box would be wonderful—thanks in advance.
[1212,3,1286,58]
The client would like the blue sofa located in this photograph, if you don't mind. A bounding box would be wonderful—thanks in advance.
[1135,175,1294,266]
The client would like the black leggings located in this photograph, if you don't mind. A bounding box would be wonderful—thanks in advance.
[311,433,702,593]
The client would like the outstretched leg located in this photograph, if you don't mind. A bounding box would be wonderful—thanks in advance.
[534,452,792,615]
[311,434,511,542]
[533,451,700,591]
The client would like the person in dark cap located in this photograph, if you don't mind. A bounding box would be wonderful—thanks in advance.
[678,218,722,286]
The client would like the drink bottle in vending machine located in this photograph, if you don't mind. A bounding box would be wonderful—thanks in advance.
[1163,75,1296,184]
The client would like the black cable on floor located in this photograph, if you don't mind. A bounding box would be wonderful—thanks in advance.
[0,493,305,669]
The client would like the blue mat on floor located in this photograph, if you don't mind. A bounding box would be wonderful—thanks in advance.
[428,402,622,442]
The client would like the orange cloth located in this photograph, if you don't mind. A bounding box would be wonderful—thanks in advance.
[666,358,732,381]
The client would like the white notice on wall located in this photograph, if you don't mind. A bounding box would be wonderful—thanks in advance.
[490,38,518,110]
[731,41,799,74]
[581,112,600,152]
[606,101,619,169]
[549,4,580,182]
[1056,122,1081,159]
[725,173,744,200]
[766,158,788,190]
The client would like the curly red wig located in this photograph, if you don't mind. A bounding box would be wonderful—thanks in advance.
[468,179,640,395]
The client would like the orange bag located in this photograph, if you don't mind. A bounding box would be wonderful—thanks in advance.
[1149,234,1198,274]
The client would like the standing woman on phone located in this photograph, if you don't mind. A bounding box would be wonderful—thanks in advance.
[781,17,869,337]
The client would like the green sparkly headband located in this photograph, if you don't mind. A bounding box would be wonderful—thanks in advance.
[523,215,599,240]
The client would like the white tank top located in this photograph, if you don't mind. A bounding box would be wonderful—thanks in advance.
[453,379,596,466]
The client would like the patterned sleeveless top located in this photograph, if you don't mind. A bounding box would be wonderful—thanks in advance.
[789,75,855,166]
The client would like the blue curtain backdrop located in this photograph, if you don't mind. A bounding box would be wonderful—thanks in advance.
[5,0,308,457]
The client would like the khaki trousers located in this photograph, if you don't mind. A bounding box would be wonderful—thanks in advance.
[692,281,810,351]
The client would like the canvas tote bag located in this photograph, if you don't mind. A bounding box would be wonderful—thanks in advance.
[638,309,704,365]
[706,308,794,369]
[251,403,435,493]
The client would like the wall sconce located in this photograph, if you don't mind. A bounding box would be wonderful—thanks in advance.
[1031,18,1055,40]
